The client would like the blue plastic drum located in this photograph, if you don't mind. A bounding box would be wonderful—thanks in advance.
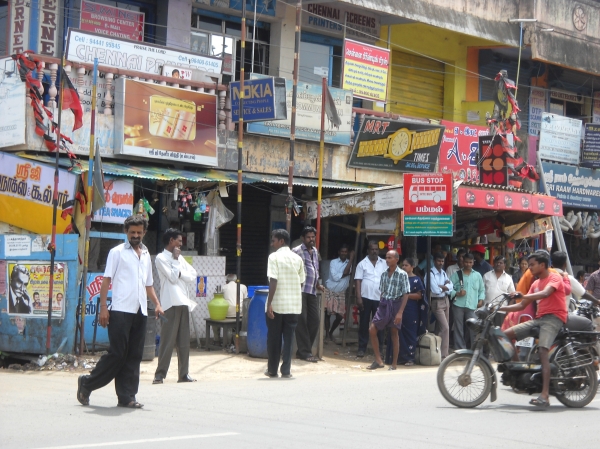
[247,289,269,358]
[247,285,269,300]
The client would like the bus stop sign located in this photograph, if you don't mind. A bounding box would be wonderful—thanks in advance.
[403,173,453,236]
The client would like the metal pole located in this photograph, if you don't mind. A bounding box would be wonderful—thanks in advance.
[316,77,326,250]
[426,236,431,310]
[235,0,247,354]
[515,22,523,95]
[251,0,257,71]
[78,58,99,356]
[342,214,362,348]
[286,0,302,234]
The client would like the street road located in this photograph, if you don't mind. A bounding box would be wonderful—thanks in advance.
[1,367,598,449]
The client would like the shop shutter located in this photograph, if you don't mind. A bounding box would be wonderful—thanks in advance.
[389,51,445,119]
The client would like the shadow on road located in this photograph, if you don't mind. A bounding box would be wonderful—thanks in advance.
[82,405,145,416]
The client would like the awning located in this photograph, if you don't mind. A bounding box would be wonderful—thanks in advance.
[16,153,373,190]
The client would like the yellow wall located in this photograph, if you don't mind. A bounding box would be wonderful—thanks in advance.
[381,23,503,122]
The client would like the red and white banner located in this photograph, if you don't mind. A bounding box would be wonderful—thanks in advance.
[457,187,562,216]
[80,0,145,41]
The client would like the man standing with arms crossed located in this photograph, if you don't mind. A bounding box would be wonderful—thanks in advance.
[77,215,163,409]
[355,240,387,358]
[153,228,198,384]
[324,244,355,344]
[425,253,452,359]
[265,229,305,378]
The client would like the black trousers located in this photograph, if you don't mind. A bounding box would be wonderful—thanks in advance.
[83,309,146,405]
[358,297,383,352]
[295,293,319,359]
[266,312,299,376]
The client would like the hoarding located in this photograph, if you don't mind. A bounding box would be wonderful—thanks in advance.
[342,40,390,102]
[6,261,66,318]
[542,161,600,210]
[80,0,145,41]
[457,186,563,216]
[247,76,353,145]
[0,57,27,148]
[539,112,582,165]
[348,119,444,172]
[93,176,134,224]
[230,77,287,122]
[303,3,379,42]
[114,78,218,166]
[403,173,453,236]
[438,120,488,182]
[0,153,77,234]
[581,124,600,169]
[66,29,223,76]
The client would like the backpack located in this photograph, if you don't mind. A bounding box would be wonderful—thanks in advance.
[415,332,442,366]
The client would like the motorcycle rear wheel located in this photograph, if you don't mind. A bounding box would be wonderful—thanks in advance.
[437,353,492,408]
[554,365,598,408]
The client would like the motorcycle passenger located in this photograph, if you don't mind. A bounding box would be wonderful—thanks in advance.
[500,251,568,408]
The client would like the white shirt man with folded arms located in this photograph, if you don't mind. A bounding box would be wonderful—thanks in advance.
[77,215,163,409]
[153,228,198,384]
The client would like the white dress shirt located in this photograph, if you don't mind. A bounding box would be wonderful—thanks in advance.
[483,270,515,304]
[446,264,460,279]
[425,267,453,297]
[154,249,197,312]
[326,257,350,292]
[104,241,153,315]
[222,281,248,317]
[354,256,387,301]
[555,267,585,310]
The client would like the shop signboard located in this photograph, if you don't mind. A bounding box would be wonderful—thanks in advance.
[66,29,223,76]
[230,77,287,122]
[83,273,112,345]
[438,120,488,182]
[528,87,547,136]
[0,153,77,234]
[9,0,60,56]
[80,1,145,41]
[0,57,27,148]
[303,3,380,42]
[5,261,67,318]
[403,173,453,237]
[114,78,218,166]
[247,76,353,145]
[342,40,390,102]
[594,92,600,124]
[539,112,582,165]
[457,186,563,216]
[93,176,134,224]
[581,124,600,169]
[542,161,600,210]
[348,119,444,172]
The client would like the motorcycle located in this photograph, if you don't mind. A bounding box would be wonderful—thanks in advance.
[437,293,600,408]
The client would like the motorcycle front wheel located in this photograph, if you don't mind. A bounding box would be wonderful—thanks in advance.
[437,353,492,408]
[555,365,598,408]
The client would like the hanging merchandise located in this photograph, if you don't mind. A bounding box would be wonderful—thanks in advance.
[142,198,155,215]
[204,190,234,243]
[136,198,149,220]
[193,207,202,222]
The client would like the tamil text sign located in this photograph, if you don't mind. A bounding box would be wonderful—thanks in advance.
[581,124,600,169]
[342,40,389,102]
[539,112,582,165]
[230,77,287,122]
[80,0,145,41]
[114,78,218,166]
[93,176,134,224]
[438,120,488,182]
[542,161,600,210]
[403,173,453,236]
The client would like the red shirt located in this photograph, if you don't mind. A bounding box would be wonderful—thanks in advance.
[528,273,568,323]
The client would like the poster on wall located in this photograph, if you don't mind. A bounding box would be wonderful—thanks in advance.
[93,176,134,224]
[0,153,77,234]
[348,118,444,172]
[403,173,453,236]
[83,273,112,344]
[0,57,27,148]
[528,87,547,136]
[539,112,582,165]
[581,124,600,169]
[80,0,145,41]
[114,78,218,166]
[342,40,390,102]
[438,120,488,182]
[5,261,66,318]
[247,75,353,145]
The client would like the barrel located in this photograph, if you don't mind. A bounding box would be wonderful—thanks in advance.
[247,289,269,358]
[247,285,269,300]
[142,307,156,361]
[238,297,251,353]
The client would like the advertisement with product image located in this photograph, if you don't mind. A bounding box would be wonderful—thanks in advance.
[438,120,488,182]
[114,78,218,166]
[5,261,66,318]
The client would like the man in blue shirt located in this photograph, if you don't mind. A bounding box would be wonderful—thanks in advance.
[324,245,355,344]
[424,253,453,359]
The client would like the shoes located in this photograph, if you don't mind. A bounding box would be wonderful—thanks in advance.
[281,373,293,379]
[297,355,318,363]
[177,374,197,383]
[77,375,90,406]
[357,350,365,358]
[264,370,278,378]
[152,375,163,384]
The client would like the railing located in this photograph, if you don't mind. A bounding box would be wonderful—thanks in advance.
[33,55,230,130]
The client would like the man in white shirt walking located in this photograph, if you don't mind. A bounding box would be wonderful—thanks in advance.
[354,240,387,357]
[77,215,163,409]
[483,255,515,326]
[265,229,306,378]
[425,253,452,359]
[153,229,198,384]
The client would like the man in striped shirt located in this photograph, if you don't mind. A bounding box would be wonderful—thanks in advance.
[367,250,410,371]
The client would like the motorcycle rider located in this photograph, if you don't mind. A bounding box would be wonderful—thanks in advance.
[500,251,568,408]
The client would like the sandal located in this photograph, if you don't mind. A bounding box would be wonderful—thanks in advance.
[388,366,397,371]
[77,375,90,406]
[529,396,550,408]
[117,401,144,409]
[367,361,385,370]
[304,356,318,363]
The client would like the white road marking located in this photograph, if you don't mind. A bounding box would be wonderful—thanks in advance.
[30,433,239,449]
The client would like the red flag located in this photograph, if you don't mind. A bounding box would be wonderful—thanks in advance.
[60,67,84,131]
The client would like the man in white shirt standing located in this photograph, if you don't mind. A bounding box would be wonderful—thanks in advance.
[446,248,466,279]
[222,274,248,318]
[153,229,198,385]
[354,240,387,358]
[424,253,452,359]
[324,244,354,344]
[483,255,515,326]
[77,215,163,409]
